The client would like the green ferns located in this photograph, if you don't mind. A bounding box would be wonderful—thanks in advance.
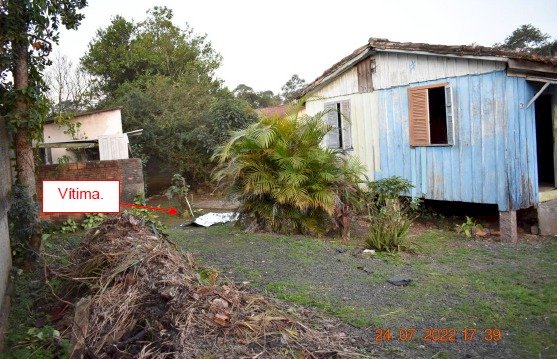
[213,110,364,237]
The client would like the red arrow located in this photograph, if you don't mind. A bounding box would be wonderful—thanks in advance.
[121,202,178,216]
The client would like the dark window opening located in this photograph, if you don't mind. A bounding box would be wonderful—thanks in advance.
[38,148,53,165]
[325,100,351,150]
[336,103,343,148]
[428,87,448,144]
[535,94,554,186]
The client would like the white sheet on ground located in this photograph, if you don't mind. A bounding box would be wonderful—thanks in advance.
[193,212,239,227]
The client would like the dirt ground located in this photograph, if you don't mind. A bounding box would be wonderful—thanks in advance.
[167,223,556,359]
[2,195,555,359]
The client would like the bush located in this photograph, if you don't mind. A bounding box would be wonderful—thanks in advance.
[365,211,413,252]
[128,193,167,235]
[165,174,194,217]
[8,183,39,259]
[213,110,365,237]
[363,177,416,252]
[59,218,79,233]
[82,214,106,230]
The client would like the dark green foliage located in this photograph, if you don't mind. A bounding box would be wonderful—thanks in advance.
[363,177,416,252]
[494,24,557,56]
[82,8,256,185]
[1,0,87,133]
[192,96,259,155]
[81,6,220,97]
[165,174,194,217]
[233,84,281,109]
[8,183,38,259]
[365,211,413,252]
[213,110,365,236]
[281,74,307,102]
[113,76,256,184]
[365,176,415,211]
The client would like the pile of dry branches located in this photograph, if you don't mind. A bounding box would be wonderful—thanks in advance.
[58,213,368,358]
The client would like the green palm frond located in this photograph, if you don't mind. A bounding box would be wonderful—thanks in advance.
[213,109,366,235]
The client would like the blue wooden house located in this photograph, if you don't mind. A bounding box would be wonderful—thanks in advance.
[300,38,557,240]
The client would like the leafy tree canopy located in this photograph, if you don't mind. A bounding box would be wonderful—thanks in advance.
[233,84,281,109]
[1,0,87,131]
[281,74,307,102]
[85,7,256,186]
[81,6,221,98]
[0,0,87,203]
[494,24,557,56]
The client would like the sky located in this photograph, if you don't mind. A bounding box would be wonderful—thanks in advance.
[56,0,557,94]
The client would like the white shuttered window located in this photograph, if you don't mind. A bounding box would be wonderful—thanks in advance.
[324,100,352,150]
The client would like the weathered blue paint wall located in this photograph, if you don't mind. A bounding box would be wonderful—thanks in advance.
[374,70,537,211]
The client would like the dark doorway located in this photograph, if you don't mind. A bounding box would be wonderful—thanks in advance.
[535,94,554,186]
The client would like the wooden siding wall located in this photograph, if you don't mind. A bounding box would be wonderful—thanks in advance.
[305,92,380,177]
[373,52,506,90]
[357,58,373,92]
[374,70,538,211]
[312,67,359,98]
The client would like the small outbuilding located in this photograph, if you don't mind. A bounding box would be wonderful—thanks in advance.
[40,107,135,164]
[299,38,557,240]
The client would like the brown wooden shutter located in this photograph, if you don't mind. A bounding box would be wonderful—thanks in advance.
[357,58,373,92]
[408,87,430,146]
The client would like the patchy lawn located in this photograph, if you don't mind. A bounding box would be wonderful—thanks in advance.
[2,216,555,358]
[168,224,557,359]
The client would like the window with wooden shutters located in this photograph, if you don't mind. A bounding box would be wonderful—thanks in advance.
[324,100,352,150]
[408,83,454,146]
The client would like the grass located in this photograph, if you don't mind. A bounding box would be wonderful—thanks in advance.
[2,231,83,359]
[2,218,555,358]
[169,224,557,358]
[264,279,379,328]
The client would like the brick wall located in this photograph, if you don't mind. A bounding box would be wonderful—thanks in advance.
[37,159,144,220]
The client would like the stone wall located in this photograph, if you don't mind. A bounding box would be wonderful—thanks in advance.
[37,159,144,220]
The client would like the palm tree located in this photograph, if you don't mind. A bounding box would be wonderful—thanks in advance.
[213,107,365,239]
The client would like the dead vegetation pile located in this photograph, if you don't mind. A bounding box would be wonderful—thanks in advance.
[59,213,369,358]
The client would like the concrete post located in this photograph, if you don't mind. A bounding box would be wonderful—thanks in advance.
[499,210,518,243]
[537,200,557,236]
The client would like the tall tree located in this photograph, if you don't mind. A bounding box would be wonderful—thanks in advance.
[233,84,281,108]
[281,74,307,103]
[0,0,87,197]
[81,6,221,100]
[82,7,255,186]
[494,24,557,56]
[45,52,94,114]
